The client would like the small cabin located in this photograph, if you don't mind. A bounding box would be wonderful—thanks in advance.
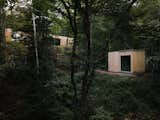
[108,50,145,74]
[52,35,73,47]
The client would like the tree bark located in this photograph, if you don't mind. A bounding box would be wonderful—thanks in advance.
[0,12,6,48]
[0,5,6,64]
[32,13,40,75]
[59,0,79,119]
[58,1,93,120]
[79,0,92,120]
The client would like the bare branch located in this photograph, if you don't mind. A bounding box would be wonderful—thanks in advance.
[59,0,74,31]
[127,0,138,11]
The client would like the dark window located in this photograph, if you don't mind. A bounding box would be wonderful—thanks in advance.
[49,37,60,46]
[121,55,131,72]
[53,38,60,46]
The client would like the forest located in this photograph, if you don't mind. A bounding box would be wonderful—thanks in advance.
[0,0,160,120]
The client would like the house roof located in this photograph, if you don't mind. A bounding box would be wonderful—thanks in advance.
[109,49,145,53]
[52,35,73,40]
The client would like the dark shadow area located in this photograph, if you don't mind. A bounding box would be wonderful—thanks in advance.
[121,55,131,72]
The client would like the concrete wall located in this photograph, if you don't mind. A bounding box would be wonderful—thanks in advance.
[5,28,12,42]
[132,51,145,73]
[108,52,121,72]
[53,35,73,47]
[108,50,145,73]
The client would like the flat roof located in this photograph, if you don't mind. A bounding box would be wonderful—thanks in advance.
[109,49,145,53]
[53,35,73,40]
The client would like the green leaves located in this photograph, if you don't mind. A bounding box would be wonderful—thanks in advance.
[91,74,157,120]
[90,107,114,120]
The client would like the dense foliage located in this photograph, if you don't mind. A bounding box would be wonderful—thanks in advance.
[0,0,160,120]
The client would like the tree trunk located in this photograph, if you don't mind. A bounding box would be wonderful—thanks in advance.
[32,13,40,74]
[70,3,79,120]
[58,1,92,120]
[79,0,92,120]
[0,7,6,64]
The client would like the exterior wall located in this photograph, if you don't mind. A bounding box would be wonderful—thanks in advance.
[5,28,12,42]
[53,35,73,47]
[60,37,71,46]
[108,52,121,72]
[108,50,145,73]
[132,51,145,73]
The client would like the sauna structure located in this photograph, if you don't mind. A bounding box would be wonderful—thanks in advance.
[108,50,145,73]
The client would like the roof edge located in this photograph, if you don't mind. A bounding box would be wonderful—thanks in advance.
[109,49,145,53]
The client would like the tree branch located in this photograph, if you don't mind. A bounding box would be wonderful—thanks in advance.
[127,0,138,11]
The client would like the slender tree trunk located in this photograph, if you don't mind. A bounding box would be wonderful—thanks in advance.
[0,12,6,48]
[32,13,40,74]
[59,1,78,104]
[70,3,80,120]
[58,1,92,120]
[80,1,92,120]
[0,6,6,64]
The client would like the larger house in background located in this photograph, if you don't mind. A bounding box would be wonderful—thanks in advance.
[52,35,73,47]
[108,49,145,74]
[5,28,32,42]
[5,28,12,42]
